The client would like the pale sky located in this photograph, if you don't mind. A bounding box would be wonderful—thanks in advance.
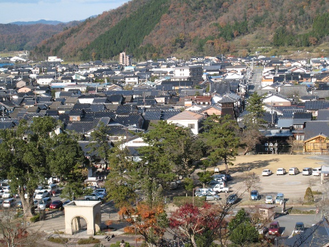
[0,0,130,24]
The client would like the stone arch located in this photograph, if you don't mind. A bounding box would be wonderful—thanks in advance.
[71,215,88,234]
[64,201,101,235]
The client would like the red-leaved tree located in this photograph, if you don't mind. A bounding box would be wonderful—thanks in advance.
[119,203,167,247]
[169,203,229,247]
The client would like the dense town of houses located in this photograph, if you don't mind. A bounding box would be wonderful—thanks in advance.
[1,53,329,167]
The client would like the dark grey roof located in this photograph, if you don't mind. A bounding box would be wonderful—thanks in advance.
[66,121,95,134]
[90,104,106,112]
[277,118,293,128]
[305,101,329,110]
[116,105,139,115]
[107,94,123,103]
[162,110,181,120]
[104,90,133,96]
[293,112,312,119]
[94,111,116,119]
[282,109,305,118]
[317,109,329,120]
[161,81,193,87]
[0,121,16,130]
[304,120,329,140]
[112,114,144,129]
[144,110,162,120]
[72,103,91,111]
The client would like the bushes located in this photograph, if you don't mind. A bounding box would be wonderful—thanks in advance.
[30,214,40,223]
[48,237,69,244]
[77,237,100,244]
[304,187,314,204]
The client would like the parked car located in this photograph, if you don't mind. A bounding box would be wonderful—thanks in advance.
[94,188,107,196]
[275,193,284,204]
[293,222,305,235]
[204,193,220,201]
[35,190,49,200]
[268,221,281,236]
[302,167,312,176]
[38,197,52,210]
[209,180,226,187]
[3,198,16,208]
[227,194,238,204]
[50,200,63,209]
[212,174,232,182]
[289,167,299,175]
[250,190,260,200]
[2,191,13,199]
[312,167,322,176]
[265,195,274,204]
[84,193,105,201]
[276,168,286,175]
[262,169,272,176]
[212,184,229,193]
[2,186,10,193]
[195,188,216,197]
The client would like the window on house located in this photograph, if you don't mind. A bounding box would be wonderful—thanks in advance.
[188,124,195,129]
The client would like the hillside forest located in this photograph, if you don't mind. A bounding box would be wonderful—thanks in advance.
[4,0,329,61]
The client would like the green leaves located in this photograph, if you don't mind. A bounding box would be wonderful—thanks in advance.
[202,115,240,173]
[0,117,86,217]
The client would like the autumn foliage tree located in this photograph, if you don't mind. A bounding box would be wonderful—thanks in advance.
[169,203,229,247]
[119,203,168,247]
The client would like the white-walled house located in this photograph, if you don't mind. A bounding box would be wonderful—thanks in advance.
[167,110,204,135]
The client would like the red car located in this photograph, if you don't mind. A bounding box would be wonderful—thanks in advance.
[49,200,63,209]
[268,221,280,236]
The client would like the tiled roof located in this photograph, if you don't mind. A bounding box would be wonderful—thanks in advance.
[304,120,329,140]
[305,101,329,110]
[168,110,203,121]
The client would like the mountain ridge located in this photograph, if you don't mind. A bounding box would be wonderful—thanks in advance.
[6,0,329,60]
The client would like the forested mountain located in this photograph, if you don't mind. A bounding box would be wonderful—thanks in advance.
[28,0,329,61]
[0,21,80,51]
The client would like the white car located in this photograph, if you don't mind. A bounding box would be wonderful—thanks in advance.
[289,167,299,175]
[34,190,49,200]
[276,168,286,175]
[312,167,322,176]
[262,169,272,176]
[265,195,274,204]
[195,188,216,197]
[2,191,13,199]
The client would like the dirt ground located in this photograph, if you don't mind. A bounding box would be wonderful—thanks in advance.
[210,154,329,202]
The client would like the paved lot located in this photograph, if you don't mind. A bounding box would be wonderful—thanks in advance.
[27,154,329,246]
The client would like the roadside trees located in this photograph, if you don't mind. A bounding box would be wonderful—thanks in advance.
[120,203,167,247]
[105,145,138,208]
[228,208,259,246]
[138,121,203,205]
[169,203,229,247]
[87,121,112,169]
[240,92,266,155]
[0,117,86,217]
[202,115,240,174]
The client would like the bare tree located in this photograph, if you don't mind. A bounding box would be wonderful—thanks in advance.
[242,172,260,193]
[0,209,41,247]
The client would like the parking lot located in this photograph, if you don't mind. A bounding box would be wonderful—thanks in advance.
[215,154,327,203]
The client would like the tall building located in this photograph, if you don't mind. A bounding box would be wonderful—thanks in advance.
[119,52,131,66]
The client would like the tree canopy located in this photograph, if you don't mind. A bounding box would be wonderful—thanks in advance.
[202,115,240,173]
[0,117,86,217]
